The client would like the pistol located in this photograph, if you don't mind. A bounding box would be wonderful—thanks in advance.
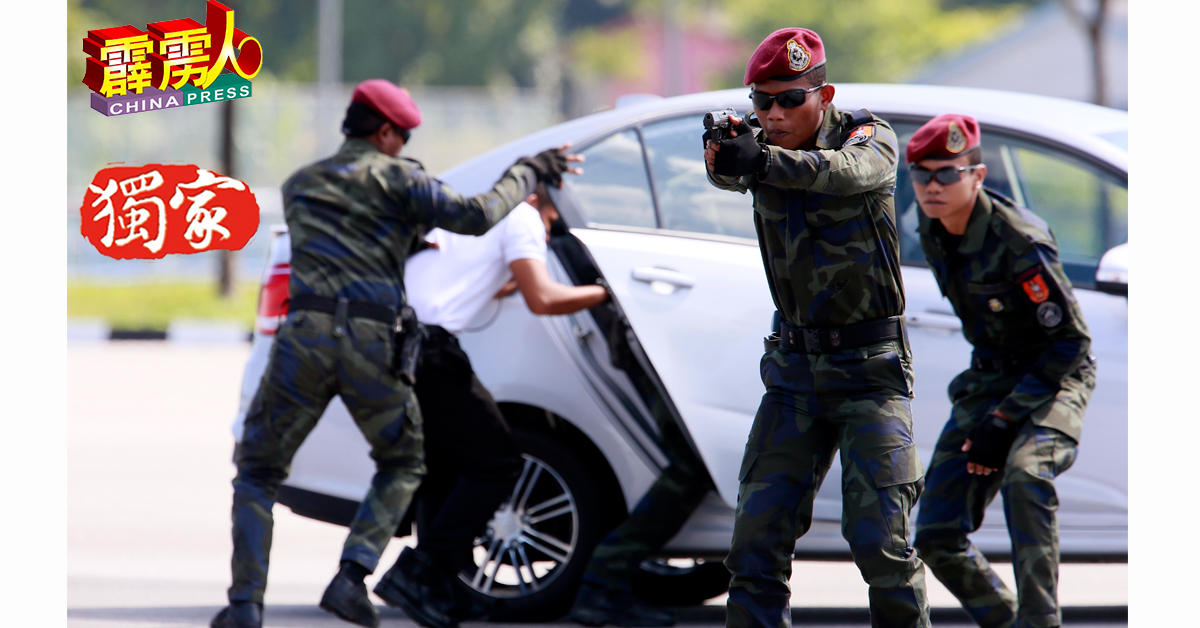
[703,108,738,142]
[394,306,426,387]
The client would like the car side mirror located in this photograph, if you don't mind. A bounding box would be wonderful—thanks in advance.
[1095,243,1127,297]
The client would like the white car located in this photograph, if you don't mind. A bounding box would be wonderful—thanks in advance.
[236,84,1127,619]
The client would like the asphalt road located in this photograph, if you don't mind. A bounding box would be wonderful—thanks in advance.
[67,342,1127,627]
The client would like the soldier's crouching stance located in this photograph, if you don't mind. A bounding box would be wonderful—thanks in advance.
[213,80,573,628]
[905,114,1095,628]
[706,28,930,628]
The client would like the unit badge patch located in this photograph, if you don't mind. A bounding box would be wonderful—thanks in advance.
[946,122,967,153]
[988,298,1004,312]
[787,39,811,72]
[1021,273,1050,304]
[843,124,875,147]
[1037,301,1063,327]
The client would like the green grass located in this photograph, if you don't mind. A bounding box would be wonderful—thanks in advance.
[68,280,260,331]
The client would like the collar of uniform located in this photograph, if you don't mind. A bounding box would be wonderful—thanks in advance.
[813,104,844,150]
[338,137,380,157]
[959,189,994,255]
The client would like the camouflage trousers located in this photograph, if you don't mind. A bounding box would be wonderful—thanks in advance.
[727,338,930,628]
[914,367,1091,628]
[228,309,425,604]
[581,414,713,592]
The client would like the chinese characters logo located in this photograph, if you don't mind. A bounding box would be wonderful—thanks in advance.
[81,165,260,259]
[83,0,262,117]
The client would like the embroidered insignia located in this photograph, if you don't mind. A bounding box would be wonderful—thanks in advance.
[786,39,811,72]
[842,124,875,147]
[1021,273,1050,304]
[946,122,967,153]
[1037,301,1063,327]
[988,298,1004,312]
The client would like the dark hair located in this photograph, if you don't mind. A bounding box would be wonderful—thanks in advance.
[800,65,826,89]
[965,145,983,165]
[342,102,388,137]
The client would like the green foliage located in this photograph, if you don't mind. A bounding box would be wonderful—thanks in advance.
[719,0,1022,83]
[68,0,1029,92]
[343,0,568,87]
[68,280,259,331]
[572,27,644,80]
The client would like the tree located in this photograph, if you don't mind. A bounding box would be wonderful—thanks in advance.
[1057,0,1111,106]
[716,0,1022,85]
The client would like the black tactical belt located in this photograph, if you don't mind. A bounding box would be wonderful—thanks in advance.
[767,316,903,354]
[289,293,397,325]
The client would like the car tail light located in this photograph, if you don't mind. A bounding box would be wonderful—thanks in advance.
[256,263,291,335]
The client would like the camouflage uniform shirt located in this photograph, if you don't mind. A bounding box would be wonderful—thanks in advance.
[917,189,1091,439]
[283,138,538,308]
[708,104,904,327]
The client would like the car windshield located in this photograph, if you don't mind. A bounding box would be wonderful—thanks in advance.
[1097,130,1128,151]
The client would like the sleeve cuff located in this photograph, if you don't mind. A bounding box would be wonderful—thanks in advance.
[995,397,1033,423]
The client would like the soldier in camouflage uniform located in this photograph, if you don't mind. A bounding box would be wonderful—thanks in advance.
[211,80,575,628]
[905,114,1094,628]
[705,29,930,628]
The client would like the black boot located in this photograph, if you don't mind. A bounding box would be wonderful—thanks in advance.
[568,582,676,627]
[373,547,459,628]
[320,561,381,628]
[210,602,262,628]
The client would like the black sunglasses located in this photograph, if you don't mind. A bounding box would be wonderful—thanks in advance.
[909,164,982,186]
[749,83,827,110]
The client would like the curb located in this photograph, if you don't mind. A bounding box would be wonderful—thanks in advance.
[68,320,253,343]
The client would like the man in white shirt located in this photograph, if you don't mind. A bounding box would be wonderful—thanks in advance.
[372,186,608,628]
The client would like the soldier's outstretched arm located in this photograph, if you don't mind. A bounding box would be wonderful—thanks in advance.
[994,242,1093,422]
[757,120,899,196]
[402,163,539,236]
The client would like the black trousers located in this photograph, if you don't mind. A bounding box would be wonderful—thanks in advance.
[412,326,524,574]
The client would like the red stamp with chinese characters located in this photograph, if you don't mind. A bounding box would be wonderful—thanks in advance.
[81,164,260,259]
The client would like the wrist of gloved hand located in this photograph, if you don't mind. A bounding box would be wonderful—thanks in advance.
[966,412,1020,470]
[712,124,767,177]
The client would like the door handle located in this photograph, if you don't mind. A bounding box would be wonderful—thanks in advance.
[631,267,695,288]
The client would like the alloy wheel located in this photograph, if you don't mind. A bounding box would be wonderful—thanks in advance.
[460,453,580,598]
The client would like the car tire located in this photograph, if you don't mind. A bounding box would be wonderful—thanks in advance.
[454,428,610,621]
[631,559,731,606]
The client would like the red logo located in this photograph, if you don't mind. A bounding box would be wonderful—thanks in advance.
[1021,273,1050,304]
[81,164,259,259]
[82,1,262,116]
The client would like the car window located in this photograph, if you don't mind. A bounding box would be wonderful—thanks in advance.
[640,115,756,239]
[890,119,1127,288]
[563,129,657,229]
[1004,137,1128,270]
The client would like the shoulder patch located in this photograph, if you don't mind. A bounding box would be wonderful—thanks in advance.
[1018,266,1050,304]
[1036,301,1063,327]
[843,124,875,147]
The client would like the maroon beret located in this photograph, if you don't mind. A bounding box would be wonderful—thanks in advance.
[744,28,826,86]
[906,114,981,163]
[351,79,422,130]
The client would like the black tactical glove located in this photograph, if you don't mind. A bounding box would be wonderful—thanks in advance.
[966,412,1020,470]
[517,148,570,187]
[712,120,767,177]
